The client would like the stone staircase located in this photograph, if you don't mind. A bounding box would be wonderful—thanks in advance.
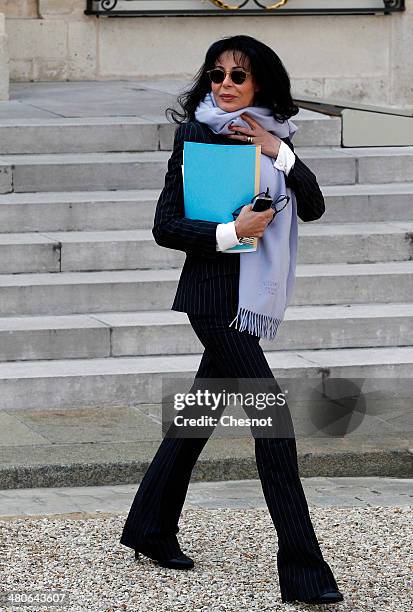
[0,112,412,412]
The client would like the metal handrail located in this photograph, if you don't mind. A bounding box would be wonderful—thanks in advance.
[85,0,405,17]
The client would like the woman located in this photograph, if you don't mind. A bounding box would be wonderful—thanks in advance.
[121,35,344,606]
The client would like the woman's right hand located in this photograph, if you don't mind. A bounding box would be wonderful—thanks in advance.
[234,204,274,238]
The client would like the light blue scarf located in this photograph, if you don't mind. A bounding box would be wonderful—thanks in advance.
[194,91,298,341]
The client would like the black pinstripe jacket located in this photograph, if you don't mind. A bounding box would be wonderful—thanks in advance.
[152,119,325,317]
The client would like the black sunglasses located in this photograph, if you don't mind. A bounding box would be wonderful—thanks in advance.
[206,67,251,85]
[232,193,290,223]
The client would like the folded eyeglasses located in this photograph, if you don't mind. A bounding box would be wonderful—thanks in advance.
[232,192,290,226]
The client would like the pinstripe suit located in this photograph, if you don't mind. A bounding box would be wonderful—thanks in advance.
[152,120,325,317]
[120,120,340,602]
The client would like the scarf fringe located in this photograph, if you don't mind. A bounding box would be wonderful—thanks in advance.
[229,307,284,341]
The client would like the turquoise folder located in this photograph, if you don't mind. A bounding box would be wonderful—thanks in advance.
[183,141,261,252]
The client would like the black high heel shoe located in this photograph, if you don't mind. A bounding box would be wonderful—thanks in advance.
[134,547,194,570]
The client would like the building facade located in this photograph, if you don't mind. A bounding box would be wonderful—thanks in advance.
[0,1,411,107]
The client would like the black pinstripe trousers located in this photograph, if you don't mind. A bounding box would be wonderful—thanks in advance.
[120,312,339,602]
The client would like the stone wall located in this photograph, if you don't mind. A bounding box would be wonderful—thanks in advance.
[4,0,413,109]
[0,0,38,19]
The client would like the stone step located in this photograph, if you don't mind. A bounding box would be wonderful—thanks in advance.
[1,222,412,273]
[0,262,411,316]
[1,425,410,490]
[0,117,160,155]
[0,183,412,233]
[0,303,411,362]
[0,345,411,411]
[320,183,413,224]
[0,190,158,232]
[0,113,341,154]
[2,147,413,193]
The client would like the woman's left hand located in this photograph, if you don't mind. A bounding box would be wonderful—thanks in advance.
[226,112,281,158]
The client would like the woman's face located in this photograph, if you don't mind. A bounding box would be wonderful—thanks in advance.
[210,50,259,112]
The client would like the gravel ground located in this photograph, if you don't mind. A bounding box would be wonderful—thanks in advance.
[0,506,412,612]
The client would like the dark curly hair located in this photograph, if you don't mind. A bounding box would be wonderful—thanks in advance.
[165,34,299,125]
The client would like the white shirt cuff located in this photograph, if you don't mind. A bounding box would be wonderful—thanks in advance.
[216,221,240,251]
[273,140,296,176]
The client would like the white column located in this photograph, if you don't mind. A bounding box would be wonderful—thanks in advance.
[0,13,9,101]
